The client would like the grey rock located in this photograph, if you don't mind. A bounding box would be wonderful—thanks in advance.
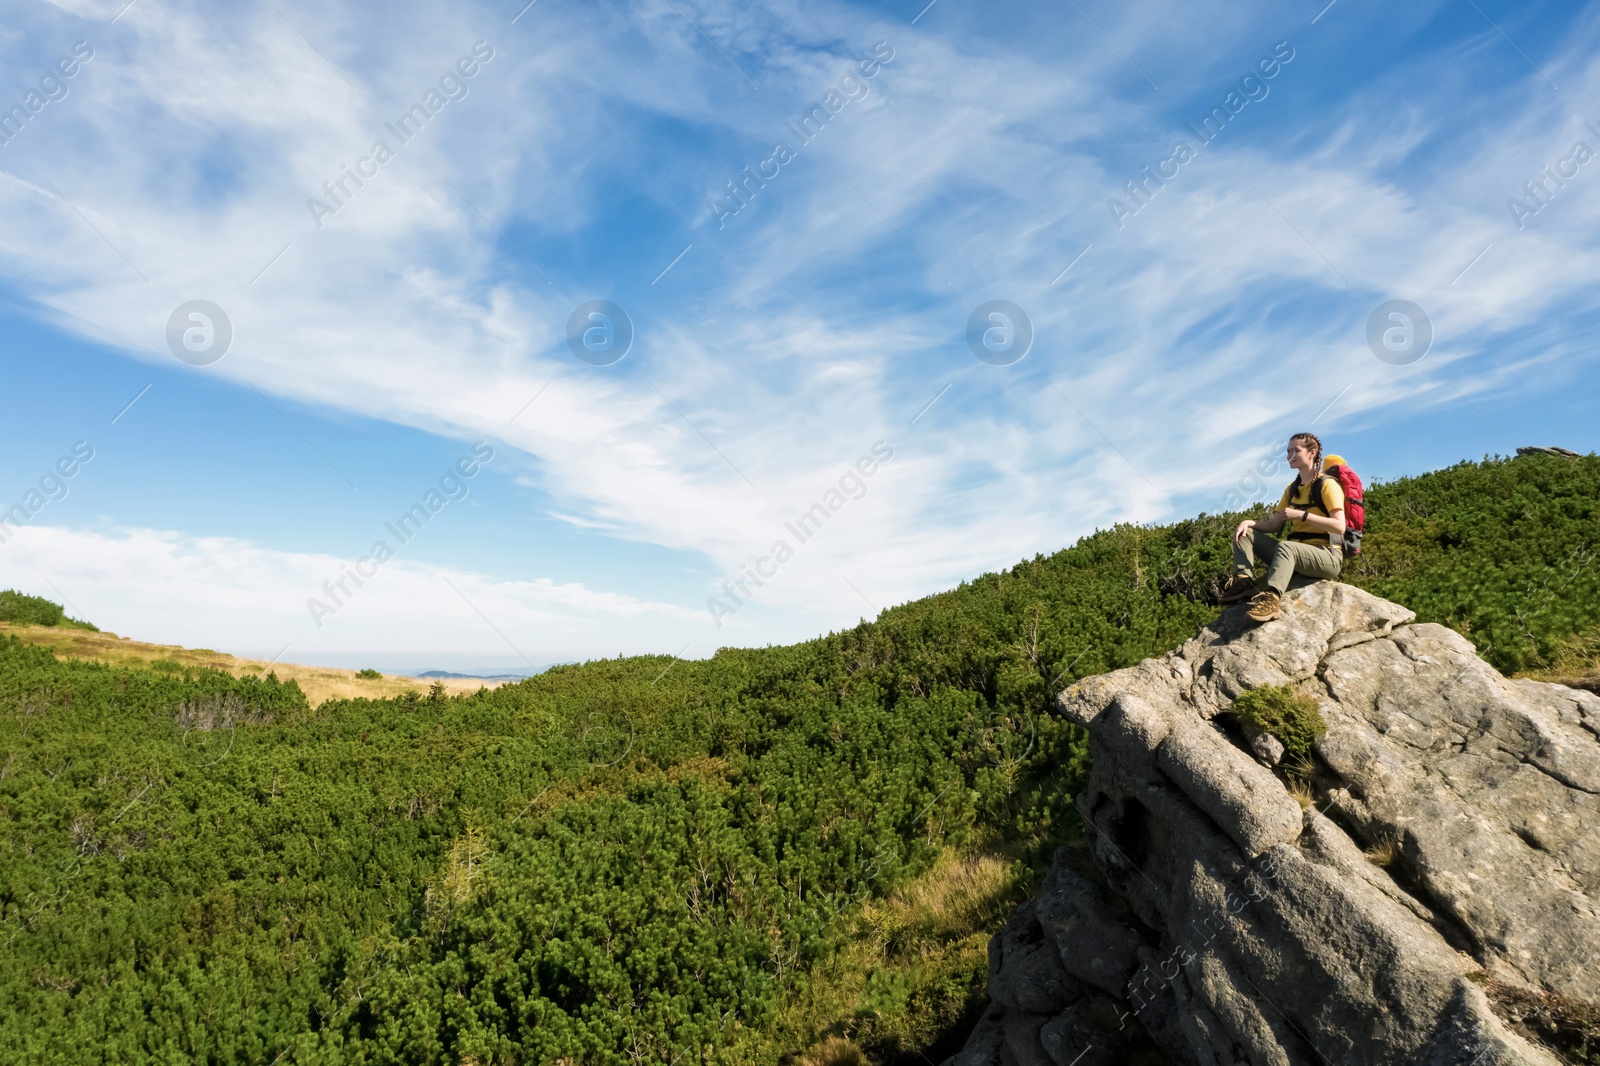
[1002,1011,1054,1066]
[1154,717,1304,858]
[949,1003,1007,1066]
[1033,862,1145,995]
[1038,1012,1118,1066]
[988,900,1085,1015]
[947,583,1591,1066]
[1317,623,1600,1001]
[1249,730,1286,766]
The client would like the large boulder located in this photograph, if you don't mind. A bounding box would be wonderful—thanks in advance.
[946,582,1598,1066]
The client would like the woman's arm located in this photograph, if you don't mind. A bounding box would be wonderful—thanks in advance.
[1286,506,1345,535]
[1235,509,1288,544]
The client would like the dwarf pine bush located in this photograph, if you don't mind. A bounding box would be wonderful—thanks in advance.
[0,589,97,630]
[1229,683,1327,759]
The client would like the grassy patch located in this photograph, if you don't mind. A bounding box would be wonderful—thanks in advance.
[753,844,1028,1066]
[1519,621,1600,691]
[1282,759,1318,809]
[799,1037,868,1066]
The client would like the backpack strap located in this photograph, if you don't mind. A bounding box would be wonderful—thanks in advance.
[1285,474,1331,515]
[1309,473,1331,515]
[1284,474,1336,542]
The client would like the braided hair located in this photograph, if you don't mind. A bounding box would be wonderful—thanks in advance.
[1289,432,1323,474]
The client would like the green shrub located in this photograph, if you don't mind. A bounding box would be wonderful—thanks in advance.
[0,590,66,626]
[1344,453,1600,674]
[1230,683,1325,759]
[355,668,383,679]
[0,589,97,630]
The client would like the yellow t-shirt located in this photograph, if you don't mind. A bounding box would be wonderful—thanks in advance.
[1276,476,1345,546]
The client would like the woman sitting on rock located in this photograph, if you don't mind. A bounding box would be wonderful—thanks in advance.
[1223,432,1347,622]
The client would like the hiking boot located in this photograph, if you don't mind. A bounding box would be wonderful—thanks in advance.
[1218,573,1259,604]
[1246,590,1282,622]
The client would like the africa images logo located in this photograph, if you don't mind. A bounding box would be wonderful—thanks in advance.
[1105,40,1295,230]
[566,300,634,366]
[1365,300,1432,366]
[705,41,895,230]
[966,300,1033,366]
[165,301,233,366]
[305,42,495,229]
[0,41,93,148]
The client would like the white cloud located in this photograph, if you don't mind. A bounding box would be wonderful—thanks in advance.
[1,522,698,666]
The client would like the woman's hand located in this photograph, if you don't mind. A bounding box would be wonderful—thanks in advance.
[1233,519,1255,545]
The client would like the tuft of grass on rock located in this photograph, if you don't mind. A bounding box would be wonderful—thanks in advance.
[1364,831,1401,869]
[1230,683,1326,761]
[1284,773,1317,810]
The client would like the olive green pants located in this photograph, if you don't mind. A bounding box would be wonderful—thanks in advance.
[1233,528,1342,593]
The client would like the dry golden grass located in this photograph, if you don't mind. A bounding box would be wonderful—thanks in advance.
[0,622,507,707]
[1364,831,1401,869]
[798,1036,866,1066]
[1482,976,1600,1063]
[1285,776,1317,810]
[1277,755,1319,810]
[873,847,1016,941]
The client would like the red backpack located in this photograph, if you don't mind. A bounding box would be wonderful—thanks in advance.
[1284,457,1365,557]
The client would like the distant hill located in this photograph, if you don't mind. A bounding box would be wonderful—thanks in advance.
[0,590,543,692]
[417,668,537,681]
[0,622,505,705]
[1,451,1595,1065]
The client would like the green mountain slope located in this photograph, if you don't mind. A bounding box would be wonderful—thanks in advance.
[1,453,1596,1065]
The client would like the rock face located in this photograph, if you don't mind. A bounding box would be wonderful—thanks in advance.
[949,583,1600,1066]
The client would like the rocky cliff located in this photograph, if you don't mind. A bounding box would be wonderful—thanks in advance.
[948,583,1600,1066]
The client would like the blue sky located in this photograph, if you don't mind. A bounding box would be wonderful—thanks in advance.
[0,0,1597,673]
